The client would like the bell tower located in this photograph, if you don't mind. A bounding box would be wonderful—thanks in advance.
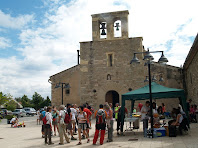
[91,10,129,41]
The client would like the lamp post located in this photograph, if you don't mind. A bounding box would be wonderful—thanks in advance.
[55,82,70,105]
[130,48,168,138]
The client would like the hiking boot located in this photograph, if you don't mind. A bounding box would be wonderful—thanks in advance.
[71,136,77,140]
[48,142,54,145]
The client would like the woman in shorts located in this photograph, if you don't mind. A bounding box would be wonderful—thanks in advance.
[52,106,59,136]
[77,106,89,145]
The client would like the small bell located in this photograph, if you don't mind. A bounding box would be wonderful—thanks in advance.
[100,23,106,35]
[115,23,120,31]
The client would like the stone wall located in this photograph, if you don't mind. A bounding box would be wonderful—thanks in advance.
[50,65,81,107]
[80,37,183,110]
[184,34,198,105]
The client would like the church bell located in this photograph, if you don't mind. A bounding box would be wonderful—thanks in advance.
[100,23,106,35]
[115,22,120,31]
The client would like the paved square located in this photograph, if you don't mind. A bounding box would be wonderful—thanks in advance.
[0,116,198,148]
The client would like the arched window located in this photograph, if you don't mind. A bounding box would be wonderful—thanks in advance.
[107,74,111,80]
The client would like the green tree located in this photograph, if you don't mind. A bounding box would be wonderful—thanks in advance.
[21,95,33,107]
[0,92,10,106]
[40,96,51,107]
[6,100,16,111]
[32,92,44,110]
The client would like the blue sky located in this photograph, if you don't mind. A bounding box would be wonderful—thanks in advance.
[0,0,197,99]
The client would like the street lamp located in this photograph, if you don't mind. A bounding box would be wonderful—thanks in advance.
[130,48,168,138]
[55,82,70,105]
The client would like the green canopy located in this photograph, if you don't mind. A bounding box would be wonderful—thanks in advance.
[120,82,188,133]
[122,82,185,100]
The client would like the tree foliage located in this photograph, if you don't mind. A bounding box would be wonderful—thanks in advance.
[0,92,10,106]
[6,100,16,111]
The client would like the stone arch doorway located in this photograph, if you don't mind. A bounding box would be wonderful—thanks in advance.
[105,90,119,108]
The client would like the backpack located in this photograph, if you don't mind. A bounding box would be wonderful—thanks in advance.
[96,109,106,124]
[42,116,47,125]
[64,111,71,124]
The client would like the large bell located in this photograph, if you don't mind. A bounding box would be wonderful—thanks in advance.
[101,29,106,35]
[100,23,106,35]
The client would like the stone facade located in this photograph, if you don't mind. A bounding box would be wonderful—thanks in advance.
[50,10,183,111]
[50,65,81,107]
[183,34,198,105]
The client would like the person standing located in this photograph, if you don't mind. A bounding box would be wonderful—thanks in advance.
[44,107,54,145]
[77,106,90,145]
[141,101,150,136]
[52,106,59,136]
[83,104,92,137]
[58,105,70,145]
[105,104,113,142]
[114,103,120,121]
[70,104,77,135]
[93,104,107,145]
[66,104,77,140]
[36,109,41,125]
[40,107,47,138]
[162,103,166,113]
[116,106,128,135]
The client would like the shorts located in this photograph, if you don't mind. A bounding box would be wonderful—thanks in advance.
[96,123,106,130]
[52,120,58,125]
[78,123,86,130]
[71,120,75,124]
[66,123,72,130]
[86,122,89,129]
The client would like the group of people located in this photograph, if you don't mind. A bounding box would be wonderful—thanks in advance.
[37,102,129,145]
[187,99,197,123]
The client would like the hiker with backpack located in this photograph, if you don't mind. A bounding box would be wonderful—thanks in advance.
[65,103,77,140]
[58,105,70,145]
[40,106,47,138]
[93,104,107,145]
[43,106,54,145]
[77,106,90,145]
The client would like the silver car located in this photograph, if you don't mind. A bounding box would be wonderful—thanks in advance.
[23,108,36,116]
[12,109,26,118]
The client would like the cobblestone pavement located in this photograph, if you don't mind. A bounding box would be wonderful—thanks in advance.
[0,116,198,148]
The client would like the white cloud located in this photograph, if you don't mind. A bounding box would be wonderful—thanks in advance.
[0,10,34,29]
[1,0,198,99]
[0,37,11,49]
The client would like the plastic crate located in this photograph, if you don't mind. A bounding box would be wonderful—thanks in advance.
[154,127,166,137]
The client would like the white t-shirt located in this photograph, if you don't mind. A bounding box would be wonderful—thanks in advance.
[78,112,87,123]
[45,112,52,125]
[141,105,149,120]
[59,110,65,119]
[10,117,16,123]
[70,108,77,121]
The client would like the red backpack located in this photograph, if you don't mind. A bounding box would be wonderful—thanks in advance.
[42,116,47,125]
[64,111,71,124]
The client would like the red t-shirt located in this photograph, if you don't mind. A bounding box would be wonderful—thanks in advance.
[83,108,92,123]
[138,103,143,111]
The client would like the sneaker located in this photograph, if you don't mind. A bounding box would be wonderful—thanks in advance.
[48,142,54,145]
[73,133,77,135]
[42,135,45,138]
[77,142,82,145]
[87,139,90,143]
[45,142,48,144]
[59,143,64,145]
[71,136,77,140]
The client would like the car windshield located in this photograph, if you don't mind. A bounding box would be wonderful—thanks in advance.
[14,110,20,112]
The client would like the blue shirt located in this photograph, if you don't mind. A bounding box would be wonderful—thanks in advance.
[41,111,46,117]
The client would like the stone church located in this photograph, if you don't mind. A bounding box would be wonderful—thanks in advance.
[49,10,184,111]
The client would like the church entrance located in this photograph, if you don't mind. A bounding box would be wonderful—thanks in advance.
[105,90,119,108]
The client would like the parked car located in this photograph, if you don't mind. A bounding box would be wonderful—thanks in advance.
[1,109,13,116]
[23,108,36,116]
[12,109,26,118]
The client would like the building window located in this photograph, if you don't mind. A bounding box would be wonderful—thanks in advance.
[107,74,111,80]
[65,89,70,95]
[106,52,114,67]
[190,73,193,84]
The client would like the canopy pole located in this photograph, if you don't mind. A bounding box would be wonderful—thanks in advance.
[148,63,154,138]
